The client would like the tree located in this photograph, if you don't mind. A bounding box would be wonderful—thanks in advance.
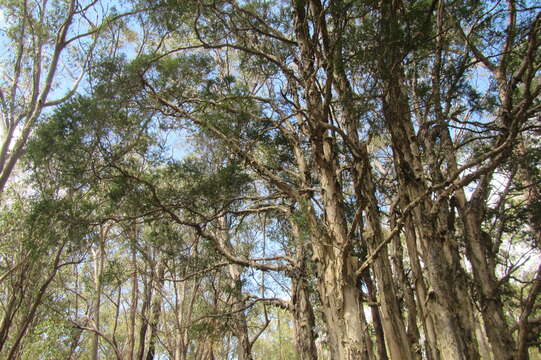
[0,0,141,195]
[0,0,539,359]
[130,0,541,358]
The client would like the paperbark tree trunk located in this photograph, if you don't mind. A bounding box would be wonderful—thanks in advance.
[145,257,165,360]
[287,219,318,360]
[137,265,152,360]
[356,146,416,360]
[401,214,440,360]
[378,3,480,358]
[332,47,414,360]
[291,2,368,356]
[363,272,388,360]
[291,276,318,360]
[127,224,138,360]
[216,217,253,360]
[383,80,480,359]
[316,254,365,359]
[291,1,391,356]
[227,262,253,360]
[429,2,516,355]
[459,199,515,360]
[308,109,368,359]
[91,230,105,360]
[390,229,421,358]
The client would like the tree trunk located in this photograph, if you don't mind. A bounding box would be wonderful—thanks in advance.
[227,262,253,360]
[127,225,138,360]
[6,244,66,358]
[289,221,319,360]
[137,264,152,360]
[0,278,23,353]
[378,3,480,357]
[291,275,318,360]
[328,6,414,355]
[402,214,440,360]
[316,253,366,359]
[363,272,388,360]
[173,279,190,360]
[515,263,541,360]
[145,257,166,360]
[308,108,368,359]
[460,204,515,360]
[91,232,105,360]
[217,217,253,360]
[356,146,415,360]
[291,0,372,353]
[390,224,421,358]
